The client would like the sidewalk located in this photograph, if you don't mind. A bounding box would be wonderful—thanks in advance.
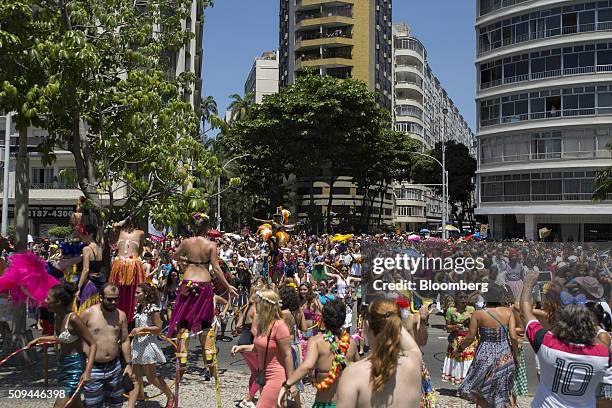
[0,348,534,407]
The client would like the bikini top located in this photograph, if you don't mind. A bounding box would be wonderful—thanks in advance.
[58,313,79,344]
[117,239,140,256]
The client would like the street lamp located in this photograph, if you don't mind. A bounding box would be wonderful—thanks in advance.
[413,151,448,239]
[442,107,448,240]
[217,154,250,230]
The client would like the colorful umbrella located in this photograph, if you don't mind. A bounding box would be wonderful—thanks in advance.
[407,234,421,241]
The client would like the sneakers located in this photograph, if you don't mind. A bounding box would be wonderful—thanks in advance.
[236,400,256,408]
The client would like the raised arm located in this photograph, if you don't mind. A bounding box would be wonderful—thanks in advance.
[78,246,92,291]
[520,271,539,323]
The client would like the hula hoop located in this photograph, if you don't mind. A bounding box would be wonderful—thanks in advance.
[0,341,58,367]
[123,331,178,401]
[0,341,83,408]
[61,379,85,408]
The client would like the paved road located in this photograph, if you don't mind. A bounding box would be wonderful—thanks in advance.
[0,312,537,407]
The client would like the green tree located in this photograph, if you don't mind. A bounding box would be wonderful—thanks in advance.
[222,74,405,232]
[228,92,254,122]
[201,95,218,122]
[594,142,612,200]
[2,0,220,230]
[411,140,477,232]
[47,225,73,239]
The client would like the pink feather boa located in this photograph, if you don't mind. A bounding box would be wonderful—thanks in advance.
[0,252,59,305]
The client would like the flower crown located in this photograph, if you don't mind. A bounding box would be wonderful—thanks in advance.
[256,291,281,306]
[193,213,209,221]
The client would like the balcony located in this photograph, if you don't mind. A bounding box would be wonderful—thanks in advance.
[481,65,612,91]
[481,107,612,128]
[296,30,353,50]
[481,192,612,202]
[481,149,612,165]
[478,0,531,17]
[296,7,353,29]
[30,182,78,189]
[296,48,352,69]
[297,0,354,9]
[479,22,612,56]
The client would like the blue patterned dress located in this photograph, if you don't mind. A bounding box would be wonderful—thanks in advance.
[458,326,516,407]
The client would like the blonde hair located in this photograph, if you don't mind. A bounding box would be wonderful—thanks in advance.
[367,299,402,393]
[255,289,282,335]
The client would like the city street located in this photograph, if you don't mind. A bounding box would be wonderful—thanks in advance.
[0,313,535,408]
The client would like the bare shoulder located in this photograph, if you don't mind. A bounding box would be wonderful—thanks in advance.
[344,359,370,379]
[118,308,127,323]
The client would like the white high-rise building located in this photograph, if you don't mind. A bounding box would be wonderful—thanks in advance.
[0,1,204,237]
[392,23,475,231]
[475,0,612,241]
[245,51,279,104]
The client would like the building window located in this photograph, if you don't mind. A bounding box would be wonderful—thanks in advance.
[31,167,54,189]
[332,187,351,195]
[397,205,424,217]
[481,171,607,202]
[478,3,612,54]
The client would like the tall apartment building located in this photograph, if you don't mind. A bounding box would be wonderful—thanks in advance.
[0,1,204,237]
[392,23,475,231]
[279,0,395,230]
[244,51,280,103]
[279,0,393,108]
[475,0,612,241]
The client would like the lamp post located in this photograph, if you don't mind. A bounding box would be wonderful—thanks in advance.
[442,107,448,240]
[413,151,447,239]
[1,112,12,237]
[217,154,250,231]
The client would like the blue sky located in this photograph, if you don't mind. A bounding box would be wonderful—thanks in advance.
[203,1,476,130]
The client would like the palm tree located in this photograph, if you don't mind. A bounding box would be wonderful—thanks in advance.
[201,95,218,122]
[228,92,254,122]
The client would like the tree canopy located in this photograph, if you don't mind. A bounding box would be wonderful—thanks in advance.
[0,0,221,229]
[411,140,477,230]
[220,74,420,232]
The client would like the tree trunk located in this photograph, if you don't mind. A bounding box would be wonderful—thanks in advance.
[8,125,35,363]
[325,173,336,233]
[308,174,315,234]
[376,181,386,229]
[358,184,369,233]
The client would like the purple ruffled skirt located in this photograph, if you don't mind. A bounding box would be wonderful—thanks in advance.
[167,280,214,337]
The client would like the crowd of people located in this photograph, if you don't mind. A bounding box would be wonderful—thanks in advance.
[0,207,611,408]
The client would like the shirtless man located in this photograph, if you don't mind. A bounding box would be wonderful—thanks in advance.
[80,284,133,408]
[109,220,146,322]
[167,213,237,381]
[335,299,423,408]
[277,299,359,408]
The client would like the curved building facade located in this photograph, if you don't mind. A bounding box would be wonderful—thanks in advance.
[475,0,612,241]
[392,23,474,231]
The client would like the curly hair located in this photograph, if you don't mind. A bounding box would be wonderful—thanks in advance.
[48,282,78,307]
[552,304,598,345]
[322,299,346,334]
[279,285,301,312]
[137,283,159,308]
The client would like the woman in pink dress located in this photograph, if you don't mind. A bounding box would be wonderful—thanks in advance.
[233,289,297,408]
